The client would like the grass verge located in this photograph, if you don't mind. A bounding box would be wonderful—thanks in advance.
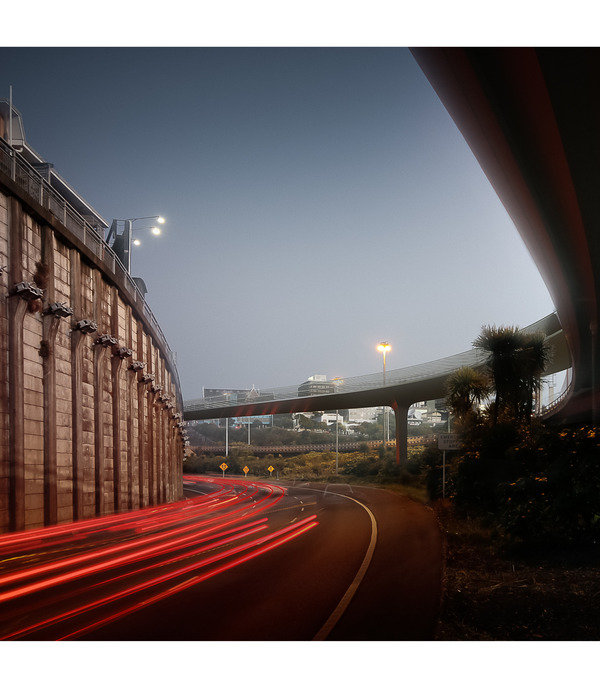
[433,500,600,640]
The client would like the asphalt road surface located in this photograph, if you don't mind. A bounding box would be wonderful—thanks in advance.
[0,476,443,641]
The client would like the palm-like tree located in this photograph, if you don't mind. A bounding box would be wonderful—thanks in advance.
[473,325,551,424]
[446,366,490,422]
[516,331,552,420]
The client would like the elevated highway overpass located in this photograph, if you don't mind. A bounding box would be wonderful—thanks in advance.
[184,48,600,462]
[184,313,570,464]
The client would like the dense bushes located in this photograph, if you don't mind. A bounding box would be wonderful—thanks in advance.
[435,425,600,547]
[497,426,600,546]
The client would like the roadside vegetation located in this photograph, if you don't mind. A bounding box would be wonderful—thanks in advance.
[439,325,600,549]
[184,444,431,503]
[435,324,600,640]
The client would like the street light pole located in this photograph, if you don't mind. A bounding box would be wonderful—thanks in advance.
[332,377,342,476]
[223,392,231,457]
[335,409,339,475]
[377,342,391,446]
[107,215,165,273]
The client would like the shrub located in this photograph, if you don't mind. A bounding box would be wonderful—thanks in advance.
[498,427,600,546]
[341,453,379,477]
[409,445,441,474]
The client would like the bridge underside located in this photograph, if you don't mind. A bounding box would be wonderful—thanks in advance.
[412,48,600,424]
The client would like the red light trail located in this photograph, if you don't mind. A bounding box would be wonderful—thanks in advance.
[0,476,318,640]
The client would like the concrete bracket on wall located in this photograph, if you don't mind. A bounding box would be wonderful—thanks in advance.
[72,319,98,335]
[11,281,44,302]
[95,334,118,349]
[44,301,73,319]
[113,346,133,360]
[157,393,171,406]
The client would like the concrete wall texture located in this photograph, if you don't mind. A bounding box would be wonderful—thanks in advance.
[0,176,184,532]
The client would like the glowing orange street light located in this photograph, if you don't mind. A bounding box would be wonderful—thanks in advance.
[377,342,391,385]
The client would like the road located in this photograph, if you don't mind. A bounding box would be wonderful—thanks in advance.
[0,476,443,641]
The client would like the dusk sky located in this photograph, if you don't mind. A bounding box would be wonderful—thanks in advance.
[1,47,555,401]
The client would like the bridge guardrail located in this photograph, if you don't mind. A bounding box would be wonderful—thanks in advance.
[538,381,573,418]
[183,347,489,412]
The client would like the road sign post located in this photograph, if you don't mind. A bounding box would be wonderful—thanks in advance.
[437,434,460,499]
[243,466,249,477]
[220,462,228,478]
[268,466,274,478]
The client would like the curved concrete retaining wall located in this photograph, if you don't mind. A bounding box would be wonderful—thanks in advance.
[0,164,184,532]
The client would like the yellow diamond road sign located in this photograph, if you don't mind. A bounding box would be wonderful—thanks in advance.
[220,463,228,471]
[243,466,249,474]
[268,466,274,473]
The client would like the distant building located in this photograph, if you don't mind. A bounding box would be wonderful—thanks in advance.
[203,385,261,402]
[348,407,378,423]
[298,374,335,397]
[322,413,343,426]
[407,408,422,426]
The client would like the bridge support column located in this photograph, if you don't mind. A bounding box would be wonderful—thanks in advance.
[391,401,409,467]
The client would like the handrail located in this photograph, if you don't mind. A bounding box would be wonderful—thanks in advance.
[0,136,181,398]
[538,378,573,418]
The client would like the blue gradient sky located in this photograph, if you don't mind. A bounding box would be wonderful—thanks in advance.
[1,47,555,399]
